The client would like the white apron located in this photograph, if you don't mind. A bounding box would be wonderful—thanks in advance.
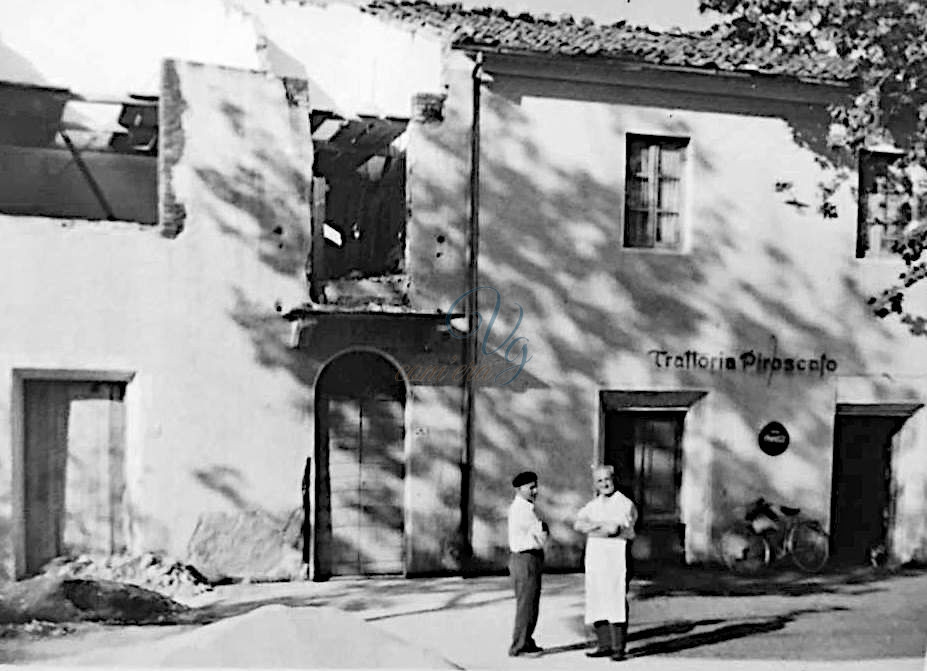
[584,536,628,624]
[577,492,635,624]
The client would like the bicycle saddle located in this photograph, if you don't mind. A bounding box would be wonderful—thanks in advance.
[781,505,801,516]
[745,498,776,521]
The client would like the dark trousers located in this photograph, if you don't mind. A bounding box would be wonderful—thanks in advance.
[508,549,543,654]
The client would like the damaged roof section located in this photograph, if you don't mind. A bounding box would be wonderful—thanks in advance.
[0,81,158,223]
[0,82,158,155]
[0,69,413,313]
[311,111,407,176]
[360,0,857,84]
[309,112,411,311]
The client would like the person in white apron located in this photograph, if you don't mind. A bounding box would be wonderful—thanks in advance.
[574,464,637,661]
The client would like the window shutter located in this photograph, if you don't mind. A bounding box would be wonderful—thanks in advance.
[858,151,912,257]
[656,142,684,246]
[625,139,652,247]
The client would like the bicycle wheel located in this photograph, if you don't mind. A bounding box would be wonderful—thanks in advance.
[719,529,770,574]
[788,520,829,573]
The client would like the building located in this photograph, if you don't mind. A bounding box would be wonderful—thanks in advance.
[1,0,927,582]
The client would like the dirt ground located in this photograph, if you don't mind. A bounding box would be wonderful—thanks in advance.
[0,622,196,664]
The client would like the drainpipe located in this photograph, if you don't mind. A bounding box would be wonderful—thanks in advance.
[460,52,483,573]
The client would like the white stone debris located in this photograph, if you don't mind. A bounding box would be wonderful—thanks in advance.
[41,553,213,602]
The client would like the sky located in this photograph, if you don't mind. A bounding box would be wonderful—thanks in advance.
[0,0,722,93]
[458,0,721,30]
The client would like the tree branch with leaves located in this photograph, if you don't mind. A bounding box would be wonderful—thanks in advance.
[701,0,927,333]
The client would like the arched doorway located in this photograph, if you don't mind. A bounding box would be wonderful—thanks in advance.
[313,351,406,577]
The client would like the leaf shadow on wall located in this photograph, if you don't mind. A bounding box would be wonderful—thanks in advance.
[201,71,911,576]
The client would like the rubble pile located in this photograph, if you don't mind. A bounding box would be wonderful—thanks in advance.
[0,619,75,638]
[0,575,185,624]
[41,553,212,601]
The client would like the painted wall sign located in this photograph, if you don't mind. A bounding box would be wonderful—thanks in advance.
[647,349,838,377]
[758,421,790,456]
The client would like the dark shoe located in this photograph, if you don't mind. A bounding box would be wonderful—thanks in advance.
[590,620,612,657]
[610,622,628,662]
[517,648,544,658]
[585,648,614,658]
[509,645,544,658]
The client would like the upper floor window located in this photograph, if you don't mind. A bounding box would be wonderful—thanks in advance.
[856,149,921,259]
[624,135,688,250]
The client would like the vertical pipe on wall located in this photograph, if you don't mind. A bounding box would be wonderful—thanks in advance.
[460,52,483,571]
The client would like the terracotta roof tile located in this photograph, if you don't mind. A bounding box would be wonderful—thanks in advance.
[360,0,856,83]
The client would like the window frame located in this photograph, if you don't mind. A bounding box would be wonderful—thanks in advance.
[622,133,690,253]
[856,147,913,260]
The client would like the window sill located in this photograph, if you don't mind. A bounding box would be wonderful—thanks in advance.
[620,245,689,256]
[852,254,906,265]
[0,212,159,229]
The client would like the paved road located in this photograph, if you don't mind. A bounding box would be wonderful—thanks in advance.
[181,564,927,668]
[359,568,927,669]
[2,565,926,669]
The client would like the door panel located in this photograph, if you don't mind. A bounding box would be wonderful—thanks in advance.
[634,417,681,523]
[327,397,363,573]
[359,398,404,573]
[603,410,684,561]
[24,381,69,574]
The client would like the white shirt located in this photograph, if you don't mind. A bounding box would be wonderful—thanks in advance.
[576,491,637,541]
[508,495,548,552]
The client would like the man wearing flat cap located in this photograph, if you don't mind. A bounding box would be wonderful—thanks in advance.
[507,470,549,657]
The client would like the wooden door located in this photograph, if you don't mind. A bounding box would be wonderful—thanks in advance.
[322,394,404,576]
[23,380,126,575]
[604,410,684,561]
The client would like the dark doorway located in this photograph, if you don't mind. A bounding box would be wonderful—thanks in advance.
[313,352,406,578]
[603,410,685,562]
[830,414,904,565]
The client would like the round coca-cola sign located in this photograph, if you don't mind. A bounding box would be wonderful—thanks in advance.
[758,421,790,456]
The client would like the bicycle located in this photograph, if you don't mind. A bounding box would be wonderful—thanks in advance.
[718,497,829,574]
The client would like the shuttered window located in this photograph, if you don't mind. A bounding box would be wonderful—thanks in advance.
[624,135,688,250]
[857,150,912,258]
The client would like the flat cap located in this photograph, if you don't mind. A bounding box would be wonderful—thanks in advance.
[512,471,538,487]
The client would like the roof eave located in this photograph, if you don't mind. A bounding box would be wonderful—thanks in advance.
[458,47,857,103]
